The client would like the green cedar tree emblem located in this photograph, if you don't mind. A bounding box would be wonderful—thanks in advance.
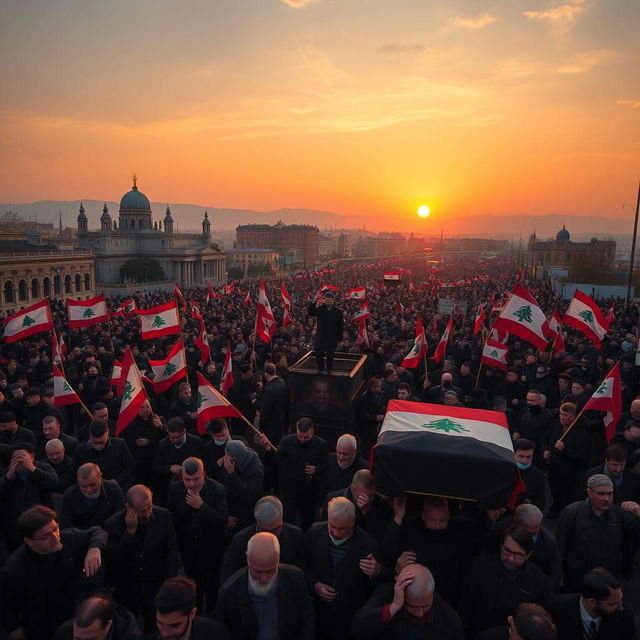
[595,381,608,395]
[162,362,177,377]
[22,315,35,327]
[197,392,206,408]
[578,310,594,324]
[122,381,134,402]
[82,308,95,318]
[62,381,72,392]
[152,315,166,328]
[423,418,469,433]
[513,305,533,323]
[410,342,420,355]
[489,349,499,358]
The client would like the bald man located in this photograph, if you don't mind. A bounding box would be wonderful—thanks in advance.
[352,564,463,639]
[104,484,178,634]
[214,532,314,639]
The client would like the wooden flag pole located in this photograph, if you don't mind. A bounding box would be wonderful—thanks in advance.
[475,362,483,389]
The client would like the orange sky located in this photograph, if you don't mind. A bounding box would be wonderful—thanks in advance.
[1,0,639,228]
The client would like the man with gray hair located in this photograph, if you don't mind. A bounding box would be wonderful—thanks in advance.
[214,532,314,639]
[222,495,305,581]
[352,563,463,639]
[167,456,227,612]
[326,433,367,494]
[38,414,78,460]
[43,438,75,492]
[306,496,381,640]
[556,473,640,591]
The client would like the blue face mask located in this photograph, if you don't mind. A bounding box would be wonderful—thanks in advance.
[532,533,539,543]
[516,462,532,471]
[214,439,227,447]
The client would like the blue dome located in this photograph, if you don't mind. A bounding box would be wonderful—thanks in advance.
[556,225,570,242]
[120,186,150,212]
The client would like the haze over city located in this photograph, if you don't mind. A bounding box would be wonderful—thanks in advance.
[1,0,639,232]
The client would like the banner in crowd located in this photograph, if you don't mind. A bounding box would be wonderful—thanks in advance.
[493,284,548,350]
[148,339,187,393]
[138,301,181,340]
[481,339,509,371]
[563,289,608,346]
[115,348,149,436]
[583,362,622,444]
[402,317,427,368]
[2,299,53,343]
[53,365,81,407]
[196,372,242,435]
[256,280,276,343]
[67,295,108,328]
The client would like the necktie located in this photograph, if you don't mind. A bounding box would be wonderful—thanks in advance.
[584,619,598,640]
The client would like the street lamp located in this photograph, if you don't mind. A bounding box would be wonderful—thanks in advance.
[625,180,640,304]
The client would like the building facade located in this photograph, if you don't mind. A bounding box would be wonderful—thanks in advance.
[226,249,278,276]
[76,179,226,287]
[0,241,95,313]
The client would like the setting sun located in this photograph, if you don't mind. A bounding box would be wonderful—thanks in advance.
[418,205,431,218]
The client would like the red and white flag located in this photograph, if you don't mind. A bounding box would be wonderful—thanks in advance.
[220,344,234,396]
[345,287,366,300]
[473,305,486,336]
[173,283,187,309]
[196,372,242,435]
[115,348,149,436]
[2,299,53,343]
[395,301,405,314]
[189,300,202,321]
[67,294,109,329]
[138,302,181,340]
[564,290,608,346]
[544,310,562,340]
[353,301,371,322]
[605,303,615,327]
[195,320,211,364]
[122,298,137,319]
[52,332,64,367]
[206,280,216,304]
[434,315,453,363]
[583,362,622,444]
[148,340,188,393]
[481,339,509,371]
[551,331,566,358]
[402,318,428,368]
[281,283,293,327]
[356,318,369,348]
[110,360,123,388]
[256,280,276,343]
[243,290,251,308]
[53,365,81,407]
[384,270,401,281]
[493,284,548,351]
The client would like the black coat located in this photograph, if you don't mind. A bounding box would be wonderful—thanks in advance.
[351,582,463,640]
[529,526,563,590]
[73,437,136,487]
[53,603,142,640]
[214,565,315,640]
[610,433,640,469]
[168,398,198,435]
[584,464,640,504]
[547,593,637,640]
[325,454,368,494]
[0,527,107,640]
[278,433,329,496]
[514,407,553,467]
[60,479,125,529]
[153,434,204,480]
[104,505,178,585]
[517,464,546,512]
[257,376,288,444]
[221,522,305,582]
[36,432,79,460]
[119,415,164,480]
[145,616,230,640]
[0,426,36,450]
[227,377,257,424]
[22,400,54,442]
[308,302,344,350]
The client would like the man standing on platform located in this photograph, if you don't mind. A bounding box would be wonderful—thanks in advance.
[308,290,344,374]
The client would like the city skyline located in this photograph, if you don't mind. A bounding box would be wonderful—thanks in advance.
[1,0,639,228]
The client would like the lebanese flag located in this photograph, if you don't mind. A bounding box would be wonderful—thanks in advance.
[110,360,123,388]
[67,295,109,328]
[402,318,428,368]
[195,320,211,364]
[138,301,180,340]
[53,365,81,407]
[148,339,188,393]
[281,283,293,327]
[583,362,622,444]
[173,283,187,309]
[493,284,548,350]
[434,315,454,363]
[256,280,276,343]
[115,348,149,436]
[544,310,562,340]
[372,400,517,505]
[384,270,401,281]
[491,327,509,344]
[605,303,615,327]
[409,282,416,292]
[52,332,64,367]
[122,298,137,319]
[395,301,405,314]
[220,344,234,396]
[481,339,509,371]
[473,305,486,336]
[243,290,251,308]
[196,372,243,435]
[551,331,566,357]
[353,301,371,322]
[564,290,608,346]
[190,300,203,321]
[356,318,369,348]
[345,287,366,300]
[2,299,53,343]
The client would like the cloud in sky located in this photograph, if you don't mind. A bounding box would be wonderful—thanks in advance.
[452,13,497,30]
[523,1,586,24]
[281,0,314,7]
[557,49,617,74]
[618,99,640,109]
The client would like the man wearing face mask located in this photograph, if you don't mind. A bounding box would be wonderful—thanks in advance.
[60,462,124,529]
[203,417,249,479]
[585,445,640,504]
[512,390,553,468]
[513,439,546,512]
[308,290,344,374]
[105,484,178,634]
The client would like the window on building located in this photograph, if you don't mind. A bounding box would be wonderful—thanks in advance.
[64,275,71,294]
[3,281,14,304]
[74,274,81,292]
[84,273,91,290]
[18,280,27,302]
[31,278,40,299]
[43,277,51,297]
[54,275,61,295]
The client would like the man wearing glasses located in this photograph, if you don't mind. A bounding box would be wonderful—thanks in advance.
[0,504,107,640]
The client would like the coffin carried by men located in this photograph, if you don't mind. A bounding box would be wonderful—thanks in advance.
[371,400,518,508]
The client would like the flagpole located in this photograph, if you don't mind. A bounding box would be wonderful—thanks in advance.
[475,362,483,389]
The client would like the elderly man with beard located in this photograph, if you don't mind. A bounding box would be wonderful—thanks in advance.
[104,484,178,634]
[325,434,367,494]
[214,532,314,640]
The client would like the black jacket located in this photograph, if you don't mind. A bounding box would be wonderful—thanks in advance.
[73,437,136,487]
[517,464,546,512]
[277,433,328,496]
[145,616,231,640]
[37,432,79,460]
[257,376,288,444]
[168,398,198,435]
[23,400,54,442]
[53,603,142,639]
[325,454,368,494]
[104,505,178,584]
[152,434,204,480]
[308,302,344,350]
[60,479,125,529]
[514,406,553,467]
[221,522,305,581]
[214,565,315,640]
[119,415,164,473]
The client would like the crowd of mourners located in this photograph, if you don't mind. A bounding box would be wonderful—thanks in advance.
[0,254,639,640]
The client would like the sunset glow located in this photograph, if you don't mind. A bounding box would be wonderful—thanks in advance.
[418,206,431,218]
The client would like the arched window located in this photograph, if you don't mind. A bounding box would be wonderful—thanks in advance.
[84,273,91,290]
[3,281,14,304]
[64,275,71,294]
[138,219,143,229]
[54,275,61,295]
[18,280,27,301]
[43,277,51,297]
[31,278,40,299]
[74,274,81,292]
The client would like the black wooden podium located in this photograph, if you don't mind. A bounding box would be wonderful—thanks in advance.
[288,351,367,450]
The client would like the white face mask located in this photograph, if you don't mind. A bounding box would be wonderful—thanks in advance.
[329,534,350,546]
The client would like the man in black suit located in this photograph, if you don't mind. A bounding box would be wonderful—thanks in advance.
[325,433,367,494]
[168,381,199,436]
[306,496,381,640]
[547,567,637,640]
[256,362,288,445]
[585,445,640,504]
[104,484,178,634]
[513,439,546,512]
[73,420,136,488]
[60,462,125,529]
[44,438,76,492]
[214,532,314,640]
[308,289,344,373]
[222,495,305,581]
[355,377,386,458]
[167,456,227,612]
[39,414,79,460]
[149,576,231,640]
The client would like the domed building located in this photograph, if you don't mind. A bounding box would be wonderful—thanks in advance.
[527,225,616,279]
[76,177,226,287]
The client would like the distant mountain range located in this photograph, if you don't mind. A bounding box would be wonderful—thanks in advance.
[0,199,634,240]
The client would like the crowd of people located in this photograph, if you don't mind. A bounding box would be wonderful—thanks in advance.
[0,254,639,639]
